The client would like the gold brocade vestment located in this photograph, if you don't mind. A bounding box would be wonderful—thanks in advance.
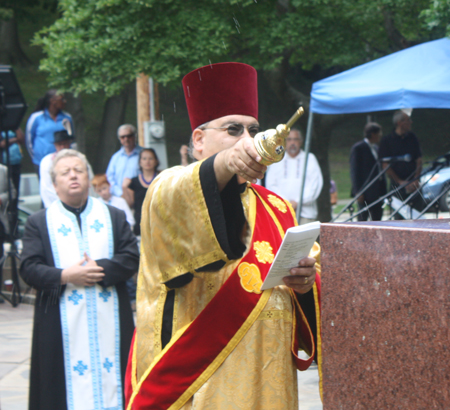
[135,161,319,409]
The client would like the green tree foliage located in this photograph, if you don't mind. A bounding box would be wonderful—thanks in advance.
[0,0,58,66]
[1,0,58,22]
[0,9,14,20]
[421,0,450,36]
[35,0,439,96]
[32,0,449,221]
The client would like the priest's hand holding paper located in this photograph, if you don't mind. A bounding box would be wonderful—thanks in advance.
[61,253,105,286]
[282,256,316,294]
[260,222,320,293]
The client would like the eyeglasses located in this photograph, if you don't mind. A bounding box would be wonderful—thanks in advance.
[201,123,261,137]
[119,133,135,139]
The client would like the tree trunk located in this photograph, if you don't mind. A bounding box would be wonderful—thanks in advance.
[136,74,150,146]
[64,93,86,154]
[310,114,348,222]
[94,90,129,173]
[382,8,410,50]
[0,17,31,66]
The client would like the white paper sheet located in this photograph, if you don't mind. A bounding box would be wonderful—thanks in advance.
[260,221,320,290]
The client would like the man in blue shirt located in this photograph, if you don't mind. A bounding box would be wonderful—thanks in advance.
[106,124,142,199]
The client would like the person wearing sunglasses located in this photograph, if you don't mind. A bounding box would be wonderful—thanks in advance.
[106,124,143,201]
[126,62,321,410]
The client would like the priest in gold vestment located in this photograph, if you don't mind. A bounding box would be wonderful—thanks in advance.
[125,62,321,410]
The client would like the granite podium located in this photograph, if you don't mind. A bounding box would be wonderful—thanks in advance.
[320,219,450,409]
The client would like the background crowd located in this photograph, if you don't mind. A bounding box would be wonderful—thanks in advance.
[0,80,428,410]
[0,89,425,258]
[1,87,424,310]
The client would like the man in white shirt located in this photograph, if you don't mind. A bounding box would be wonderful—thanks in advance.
[265,128,323,224]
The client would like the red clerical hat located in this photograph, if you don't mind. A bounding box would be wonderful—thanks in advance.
[182,62,258,130]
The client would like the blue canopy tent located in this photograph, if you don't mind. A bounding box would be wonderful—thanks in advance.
[297,38,450,219]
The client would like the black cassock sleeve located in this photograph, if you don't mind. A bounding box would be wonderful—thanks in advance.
[96,205,140,287]
[20,209,63,291]
[200,154,247,262]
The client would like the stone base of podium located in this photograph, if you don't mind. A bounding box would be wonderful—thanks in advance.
[320,219,450,409]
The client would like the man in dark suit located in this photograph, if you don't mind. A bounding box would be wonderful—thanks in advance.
[350,122,387,221]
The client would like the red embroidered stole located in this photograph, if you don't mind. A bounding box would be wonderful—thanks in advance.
[125,185,319,410]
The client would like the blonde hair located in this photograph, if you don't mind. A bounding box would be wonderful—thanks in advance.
[50,149,88,183]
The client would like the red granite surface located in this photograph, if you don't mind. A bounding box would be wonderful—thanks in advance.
[320,219,450,410]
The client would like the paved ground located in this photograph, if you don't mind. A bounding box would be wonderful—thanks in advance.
[3,203,446,410]
[3,202,447,410]
[298,363,322,409]
[0,302,33,410]
[0,300,322,410]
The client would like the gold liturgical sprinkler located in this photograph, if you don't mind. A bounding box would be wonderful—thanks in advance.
[253,107,305,166]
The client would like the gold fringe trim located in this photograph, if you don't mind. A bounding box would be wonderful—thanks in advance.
[131,336,137,390]
[172,290,180,338]
[161,250,229,282]
[290,288,314,359]
[286,200,298,226]
[252,189,286,239]
[313,280,323,402]
[153,286,168,357]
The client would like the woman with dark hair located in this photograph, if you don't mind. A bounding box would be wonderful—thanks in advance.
[122,148,160,236]
[25,89,73,176]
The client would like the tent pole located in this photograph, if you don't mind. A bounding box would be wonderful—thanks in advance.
[297,110,314,222]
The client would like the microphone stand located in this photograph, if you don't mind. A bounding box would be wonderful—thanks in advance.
[332,163,391,222]
[342,178,415,222]
[386,160,447,220]
[342,160,444,223]
[0,91,22,307]
[416,180,450,218]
